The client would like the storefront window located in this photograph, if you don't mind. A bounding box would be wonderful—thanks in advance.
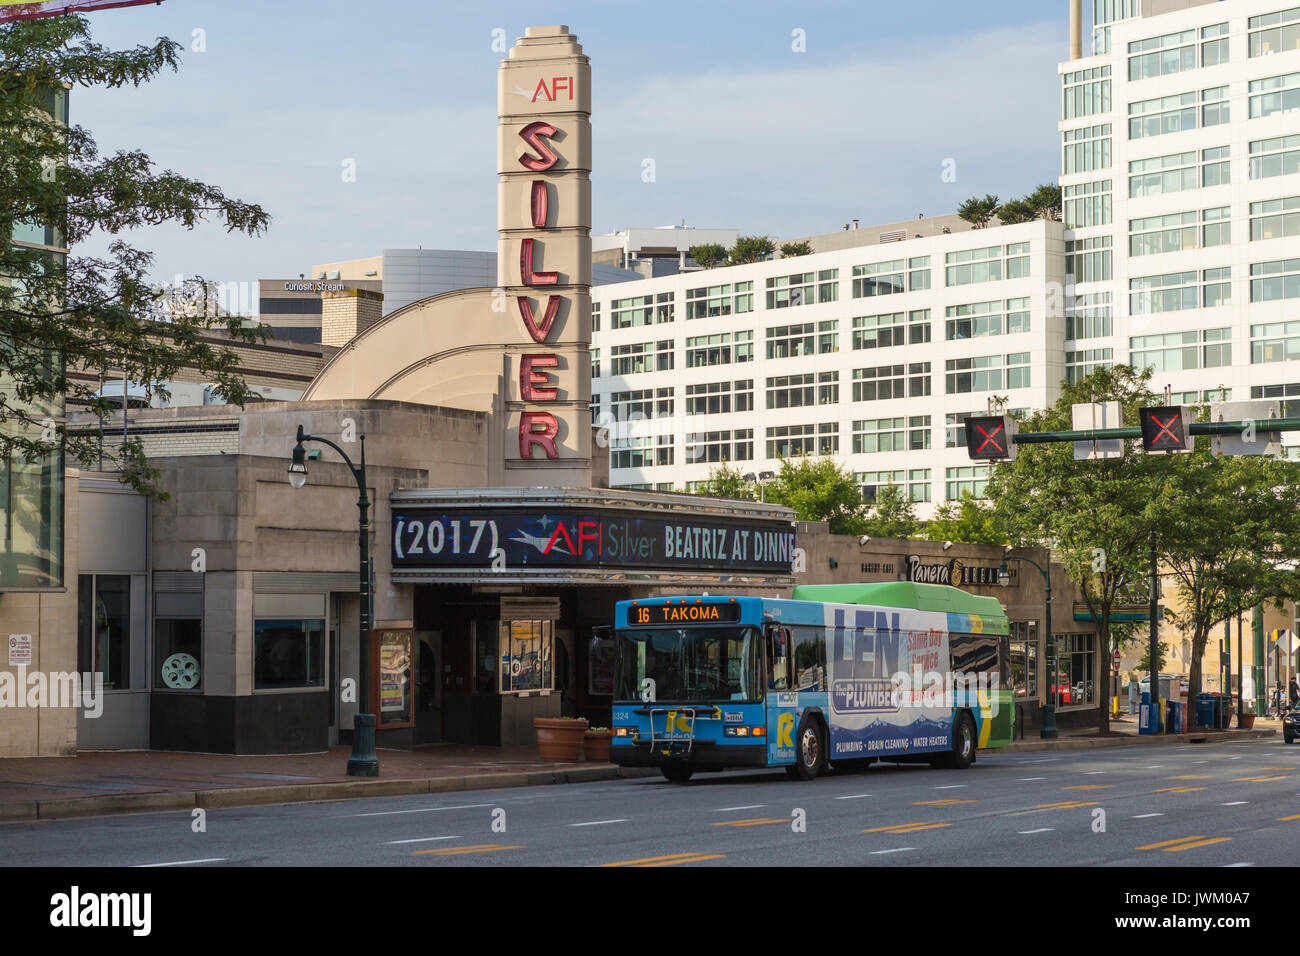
[1009,620,1038,697]
[155,619,202,691]
[77,574,131,689]
[254,618,324,689]
[1052,633,1096,708]
[0,448,64,588]
[473,621,498,693]
[499,620,553,694]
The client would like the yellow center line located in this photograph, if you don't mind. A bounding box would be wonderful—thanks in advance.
[414,844,524,856]
[1167,775,1211,780]
[1062,785,1113,790]
[1235,776,1288,782]
[1163,837,1231,852]
[1153,786,1203,793]
[862,822,951,833]
[1276,814,1300,822]
[1137,836,1208,850]
[601,852,717,867]
[710,818,787,828]
[635,854,727,867]
[1029,800,1101,809]
[913,798,977,805]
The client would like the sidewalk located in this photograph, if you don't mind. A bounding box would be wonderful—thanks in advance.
[0,721,1277,823]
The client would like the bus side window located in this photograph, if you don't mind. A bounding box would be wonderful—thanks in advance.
[792,627,825,691]
[767,626,791,690]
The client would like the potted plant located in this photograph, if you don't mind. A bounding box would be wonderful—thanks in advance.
[583,726,612,763]
[533,715,589,762]
[1239,698,1255,730]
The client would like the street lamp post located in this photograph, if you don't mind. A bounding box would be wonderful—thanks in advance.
[999,552,1058,739]
[288,423,378,777]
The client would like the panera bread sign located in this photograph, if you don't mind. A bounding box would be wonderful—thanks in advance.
[905,554,1006,588]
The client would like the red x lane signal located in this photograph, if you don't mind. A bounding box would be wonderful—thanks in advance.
[965,416,1018,461]
[1139,405,1193,453]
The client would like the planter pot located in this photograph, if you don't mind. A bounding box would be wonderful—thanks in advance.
[583,729,612,763]
[533,717,588,762]
[1239,713,1255,730]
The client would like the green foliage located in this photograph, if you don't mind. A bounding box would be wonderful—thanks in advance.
[1,15,270,495]
[1027,183,1062,221]
[728,235,774,265]
[923,492,1001,544]
[695,461,754,501]
[779,240,812,258]
[957,194,1000,229]
[994,198,1034,224]
[764,456,867,535]
[861,483,920,540]
[1136,642,1168,675]
[688,243,727,269]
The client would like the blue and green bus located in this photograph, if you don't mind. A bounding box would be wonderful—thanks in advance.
[610,582,1014,783]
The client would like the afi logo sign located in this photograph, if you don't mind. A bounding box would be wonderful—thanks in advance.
[532,75,573,101]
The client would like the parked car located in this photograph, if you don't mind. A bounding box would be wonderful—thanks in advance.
[1139,673,1189,696]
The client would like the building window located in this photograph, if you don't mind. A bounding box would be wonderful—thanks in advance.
[1252,321,1300,364]
[766,373,816,409]
[852,416,930,454]
[611,434,673,469]
[1127,28,1196,82]
[852,310,930,349]
[945,245,1002,286]
[1128,150,1197,198]
[1129,327,1231,373]
[765,272,821,309]
[1129,270,1198,315]
[610,341,654,376]
[945,355,1003,394]
[1008,620,1039,698]
[610,295,654,329]
[767,424,815,458]
[818,319,839,354]
[1250,134,1300,181]
[1250,8,1300,57]
[946,300,1004,340]
[1065,235,1112,284]
[1051,633,1096,709]
[1062,123,1112,174]
[685,333,732,367]
[766,323,816,359]
[1006,352,1031,390]
[1202,206,1231,248]
[1063,180,1112,228]
[1251,196,1300,241]
[1203,266,1232,308]
[1129,210,1198,257]
[1250,257,1300,302]
[499,620,553,694]
[1201,85,1229,128]
[254,619,325,689]
[592,301,600,332]
[1128,90,1197,140]
[946,465,991,501]
[851,259,906,298]
[1201,21,1230,66]
[1249,70,1300,120]
[591,348,600,378]
[685,381,732,416]
[852,363,931,402]
[686,284,733,319]
[734,281,754,313]
[611,387,674,421]
[78,574,132,690]
[1066,291,1112,341]
[1066,348,1114,384]
[1062,64,1111,120]
[686,428,753,464]
[1202,146,1230,187]
[857,468,931,503]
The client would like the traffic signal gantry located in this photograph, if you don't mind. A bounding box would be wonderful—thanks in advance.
[964,400,1296,735]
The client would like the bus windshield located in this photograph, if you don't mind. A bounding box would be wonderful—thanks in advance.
[614,626,762,703]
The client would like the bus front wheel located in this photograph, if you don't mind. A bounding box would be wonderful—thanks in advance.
[790,717,826,781]
[661,765,694,784]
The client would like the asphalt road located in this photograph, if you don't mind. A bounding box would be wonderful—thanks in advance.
[4,736,1300,867]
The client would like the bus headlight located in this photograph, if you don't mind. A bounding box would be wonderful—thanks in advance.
[614,727,637,738]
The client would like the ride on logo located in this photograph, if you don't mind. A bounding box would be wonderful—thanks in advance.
[777,712,795,749]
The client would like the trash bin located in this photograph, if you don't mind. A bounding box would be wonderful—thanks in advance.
[1196,692,1215,730]
[1139,692,1158,735]
[1174,701,1186,733]
[1215,694,1231,729]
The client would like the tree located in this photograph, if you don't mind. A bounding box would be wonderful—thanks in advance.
[764,455,867,535]
[728,235,774,265]
[860,483,919,539]
[987,366,1163,735]
[1,15,270,494]
[1136,641,1169,675]
[957,194,1000,229]
[923,492,1001,544]
[688,243,726,270]
[779,240,812,258]
[1027,183,1062,221]
[994,198,1035,225]
[1149,448,1300,727]
[695,461,754,501]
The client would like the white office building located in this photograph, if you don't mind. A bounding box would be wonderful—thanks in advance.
[591,220,1066,514]
[1062,0,1300,412]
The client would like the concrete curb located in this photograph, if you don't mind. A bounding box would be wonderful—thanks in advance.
[4,764,658,823]
[999,728,1275,753]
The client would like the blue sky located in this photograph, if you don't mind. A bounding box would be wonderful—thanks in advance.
[72,0,1079,290]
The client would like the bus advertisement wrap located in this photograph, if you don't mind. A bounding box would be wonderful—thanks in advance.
[827,605,953,759]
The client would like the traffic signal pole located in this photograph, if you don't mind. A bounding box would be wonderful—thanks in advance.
[1006,416,1300,446]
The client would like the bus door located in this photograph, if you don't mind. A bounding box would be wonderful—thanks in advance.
[765,624,797,765]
